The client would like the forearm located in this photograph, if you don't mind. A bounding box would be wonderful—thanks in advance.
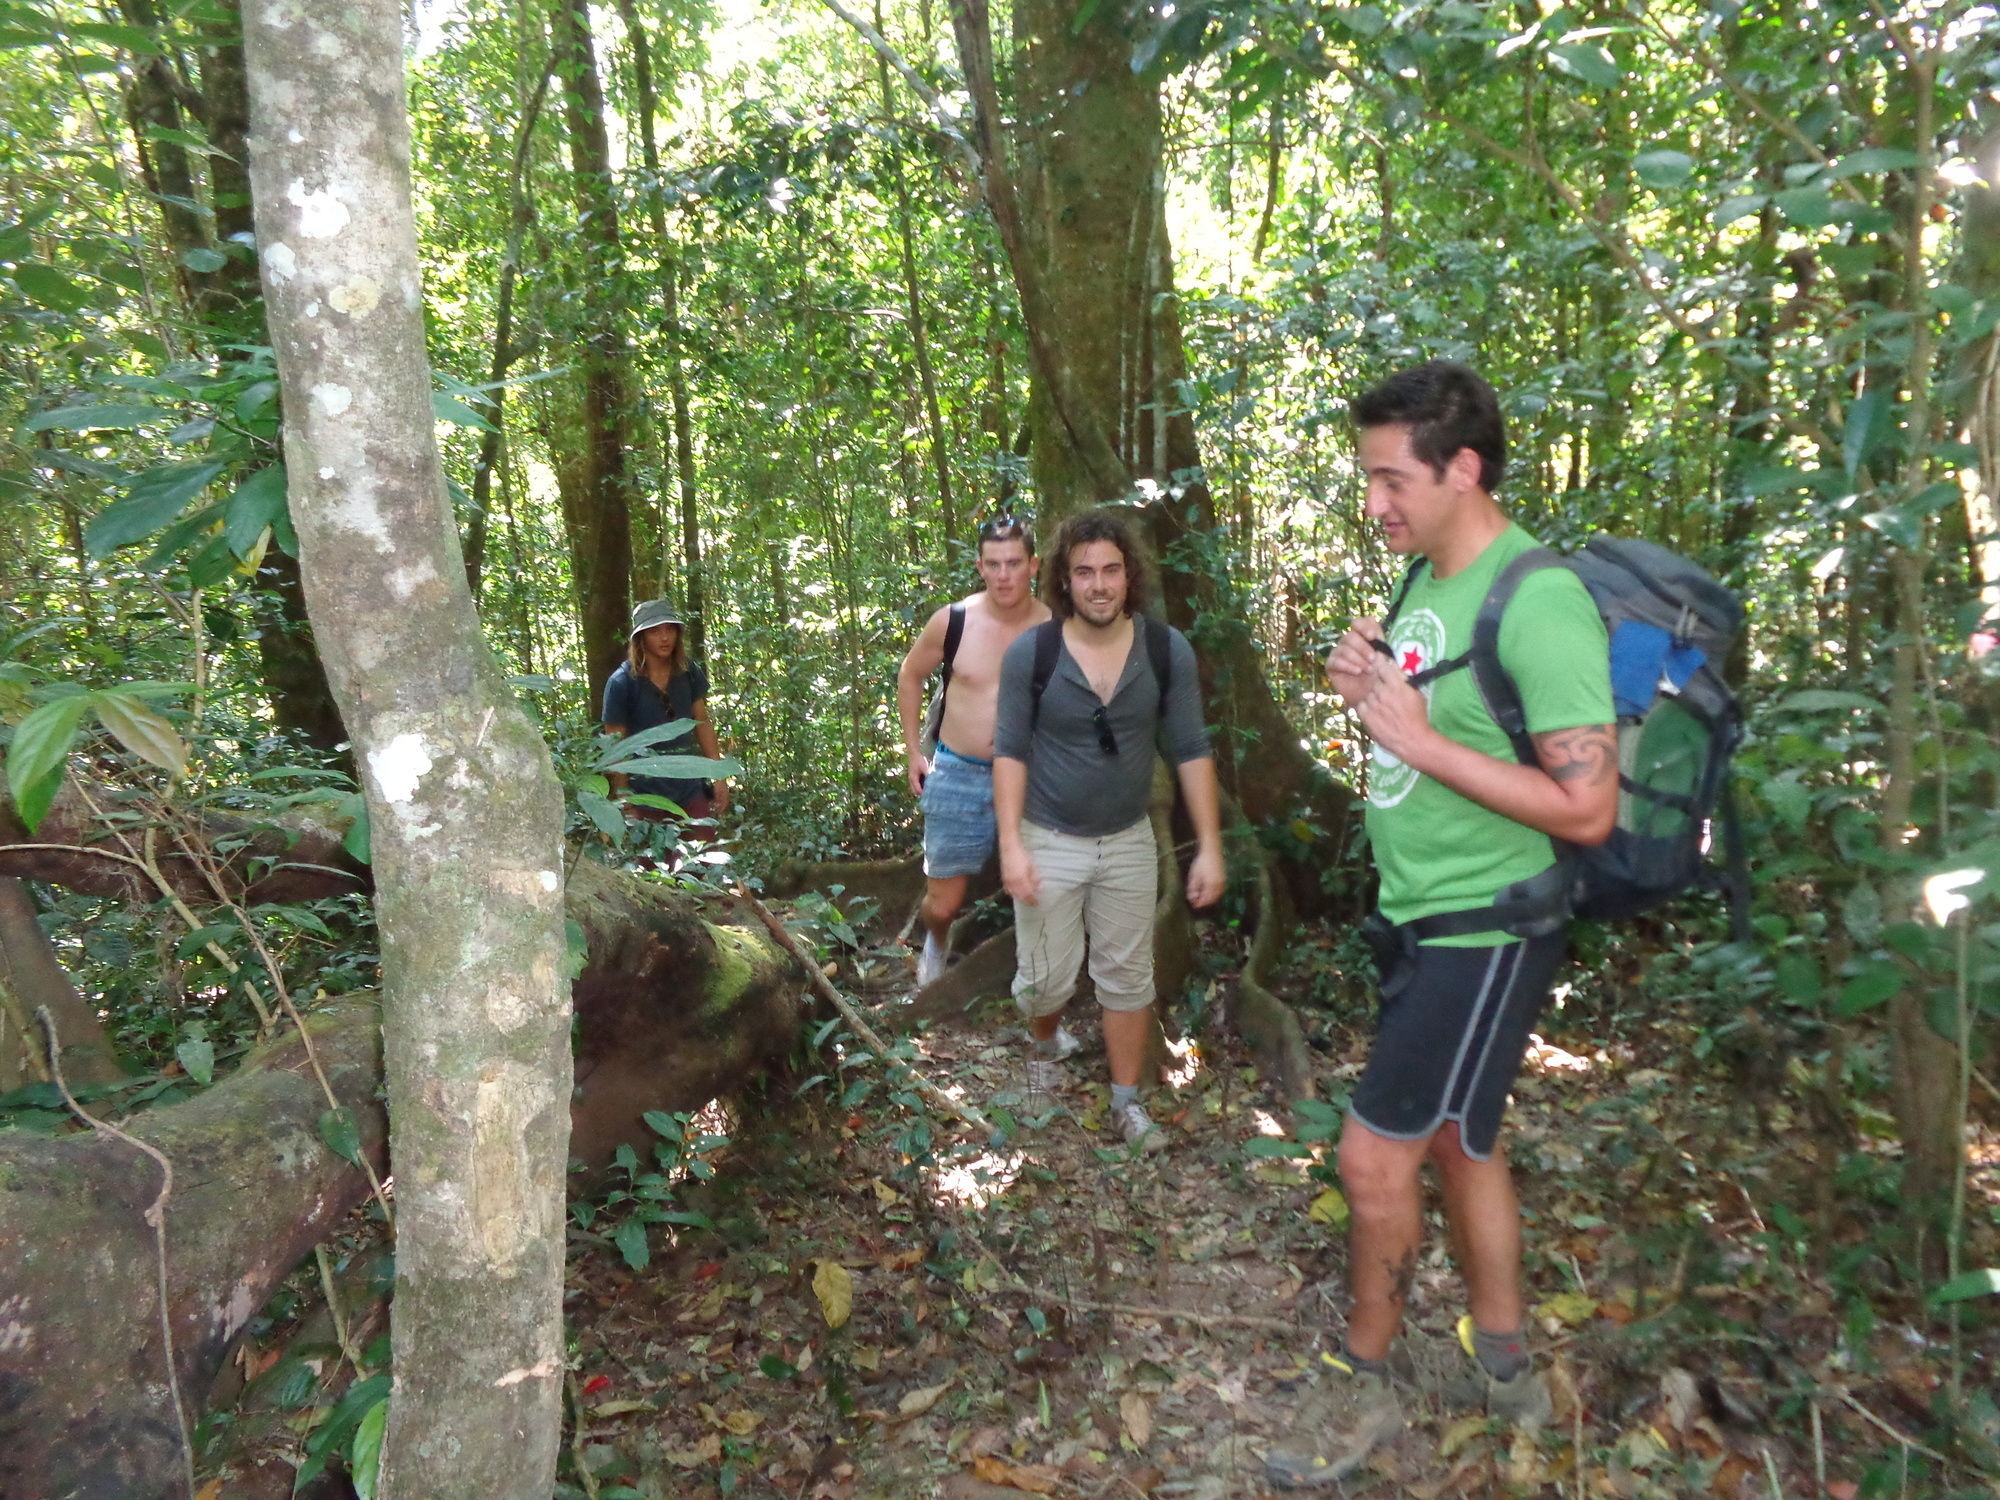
[695,719,722,764]
[896,666,925,754]
[993,757,1028,852]
[1400,730,1613,845]
[1175,756,1224,854]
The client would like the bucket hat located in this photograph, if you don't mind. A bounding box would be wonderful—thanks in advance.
[630,598,686,636]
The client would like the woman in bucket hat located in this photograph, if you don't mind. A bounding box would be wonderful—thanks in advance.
[601,598,731,824]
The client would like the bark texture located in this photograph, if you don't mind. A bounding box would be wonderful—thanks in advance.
[0,999,386,1500]
[0,875,128,1086]
[245,4,574,1493]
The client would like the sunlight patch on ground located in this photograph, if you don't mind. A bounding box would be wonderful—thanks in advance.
[926,1148,1023,1210]
[1163,1036,1205,1090]
[1524,1035,1599,1074]
[1250,1107,1288,1138]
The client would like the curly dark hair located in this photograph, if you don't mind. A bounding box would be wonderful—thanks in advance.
[1041,508,1152,620]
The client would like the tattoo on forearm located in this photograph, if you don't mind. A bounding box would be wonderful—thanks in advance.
[1537,725,1616,786]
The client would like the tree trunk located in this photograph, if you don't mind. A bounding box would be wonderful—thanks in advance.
[0,863,806,1500]
[244,3,574,1492]
[0,999,386,1500]
[466,67,554,598]
[551,0,639,711]
[970,0,1349,838]
[0,875,128,1086]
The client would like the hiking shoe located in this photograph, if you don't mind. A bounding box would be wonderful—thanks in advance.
[1446,1315,1553,1429]
[1264,1369,1403,1487]
[1112,1100,1167,1153]
[915,933,947,988]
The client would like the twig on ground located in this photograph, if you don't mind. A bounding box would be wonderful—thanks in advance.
[737,883,997,1140]
[1835,1389,1954,1468]
[566,1369,604,1499]
[38,1005,197,1500]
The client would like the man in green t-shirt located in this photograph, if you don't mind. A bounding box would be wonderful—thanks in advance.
[1268,362,1616,1488]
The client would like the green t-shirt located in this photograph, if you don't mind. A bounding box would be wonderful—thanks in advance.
[1365,524,1613,945]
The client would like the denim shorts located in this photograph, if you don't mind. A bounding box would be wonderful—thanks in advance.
[921,744,996,879]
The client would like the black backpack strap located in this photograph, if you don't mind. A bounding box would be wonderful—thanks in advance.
[939,602,966,690]
[1467,547,1566,767]
[1399,861,1572,942]
[1142,613,1173,702]
[1382,557,1427,629]
[1027,620,1063,731]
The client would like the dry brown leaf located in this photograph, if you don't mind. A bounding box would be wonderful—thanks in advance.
[970,1455,1062,1493]
[1119,1391,1152,1448]
[1438,1413,1487,1458]
[723,1408,761,1435]
[667,1433,723,1468]
[814,1260,854,1330]
[897,1380,952,1417]
[590,1398,655,1418]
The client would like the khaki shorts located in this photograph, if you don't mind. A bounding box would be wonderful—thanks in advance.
[1011,818,1158,1017]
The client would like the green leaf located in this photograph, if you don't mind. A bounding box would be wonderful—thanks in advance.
[1632,150,1692,189]
[1772,186,1838,228]
[578,789,626,838]
[1337,5,1387,36]
[1835,961,1902,1016]
[92,688,187,775]
[175,1038,215,1086]
[1775,689,1882,716]
[1929,1268,2000,1305]
[1772,952,1821,1006]
[69,21,166,52]
[6,694,91,831]
[350,1396,389,1500]
[1843,386,1894,477]
[613,1216,651,1270]
[318,1106,365,1167]
[1825,147,1921,180]
[431,391,496,430]
[643,1110,686,1142]
[597,719,700,768]
[1072,0,1102,32]
[24,402,172,432]
[614,754,742,780]
[180,246,226,273]
[1715,194,1767,227]
[13,262,88,312]
[223,464,288,558]
[85,458,229,557]
[564,917,588,982]
[338,793,372,864]
[760,1355,799,1379]
[1546,42,1618,87]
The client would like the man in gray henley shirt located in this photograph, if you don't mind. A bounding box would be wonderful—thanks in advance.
[993,508,1225,1152]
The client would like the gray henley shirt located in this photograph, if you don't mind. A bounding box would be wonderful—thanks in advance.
[993,615,1211,837]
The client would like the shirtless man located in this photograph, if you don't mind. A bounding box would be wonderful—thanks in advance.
[897,517,1052,987]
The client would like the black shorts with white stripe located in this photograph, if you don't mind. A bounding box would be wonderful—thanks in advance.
[1349,931,1568,1160]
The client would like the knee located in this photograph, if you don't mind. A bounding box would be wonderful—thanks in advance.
[1339,1130,1420,1218]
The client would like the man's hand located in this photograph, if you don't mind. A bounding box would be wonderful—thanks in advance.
[712,781,732,816]
[1354,651,1439,768]
[1001,843,1041,906]
[1185,845,1225,909]
[1326,616,1386,707]
[907,753,931,798]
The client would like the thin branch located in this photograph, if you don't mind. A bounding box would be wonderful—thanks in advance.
[815,0,982,178]
[37,1006,197,1500]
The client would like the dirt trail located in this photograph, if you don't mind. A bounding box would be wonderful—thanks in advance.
[563,943,1999,1500]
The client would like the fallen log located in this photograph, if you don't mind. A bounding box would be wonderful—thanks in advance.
[0,861,804,1500]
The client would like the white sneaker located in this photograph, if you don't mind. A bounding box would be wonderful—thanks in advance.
[1112,1100,1167,1153]
[1049,1024,1082,1061]
[915,933,946,988]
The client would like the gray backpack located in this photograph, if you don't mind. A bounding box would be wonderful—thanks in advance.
[1387,536,1748,938]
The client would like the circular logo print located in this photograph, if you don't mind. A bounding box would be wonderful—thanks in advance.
[1367,607,1447,809]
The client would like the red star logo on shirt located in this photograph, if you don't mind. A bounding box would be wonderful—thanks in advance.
[1401,648,1424,674]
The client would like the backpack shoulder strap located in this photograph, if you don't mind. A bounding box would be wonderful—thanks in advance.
[1468,547,1568,766]
[939,602,967,687]
[1027,620,1063,731]
[1382,557,1428,629]
[1142,614,1173,702]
